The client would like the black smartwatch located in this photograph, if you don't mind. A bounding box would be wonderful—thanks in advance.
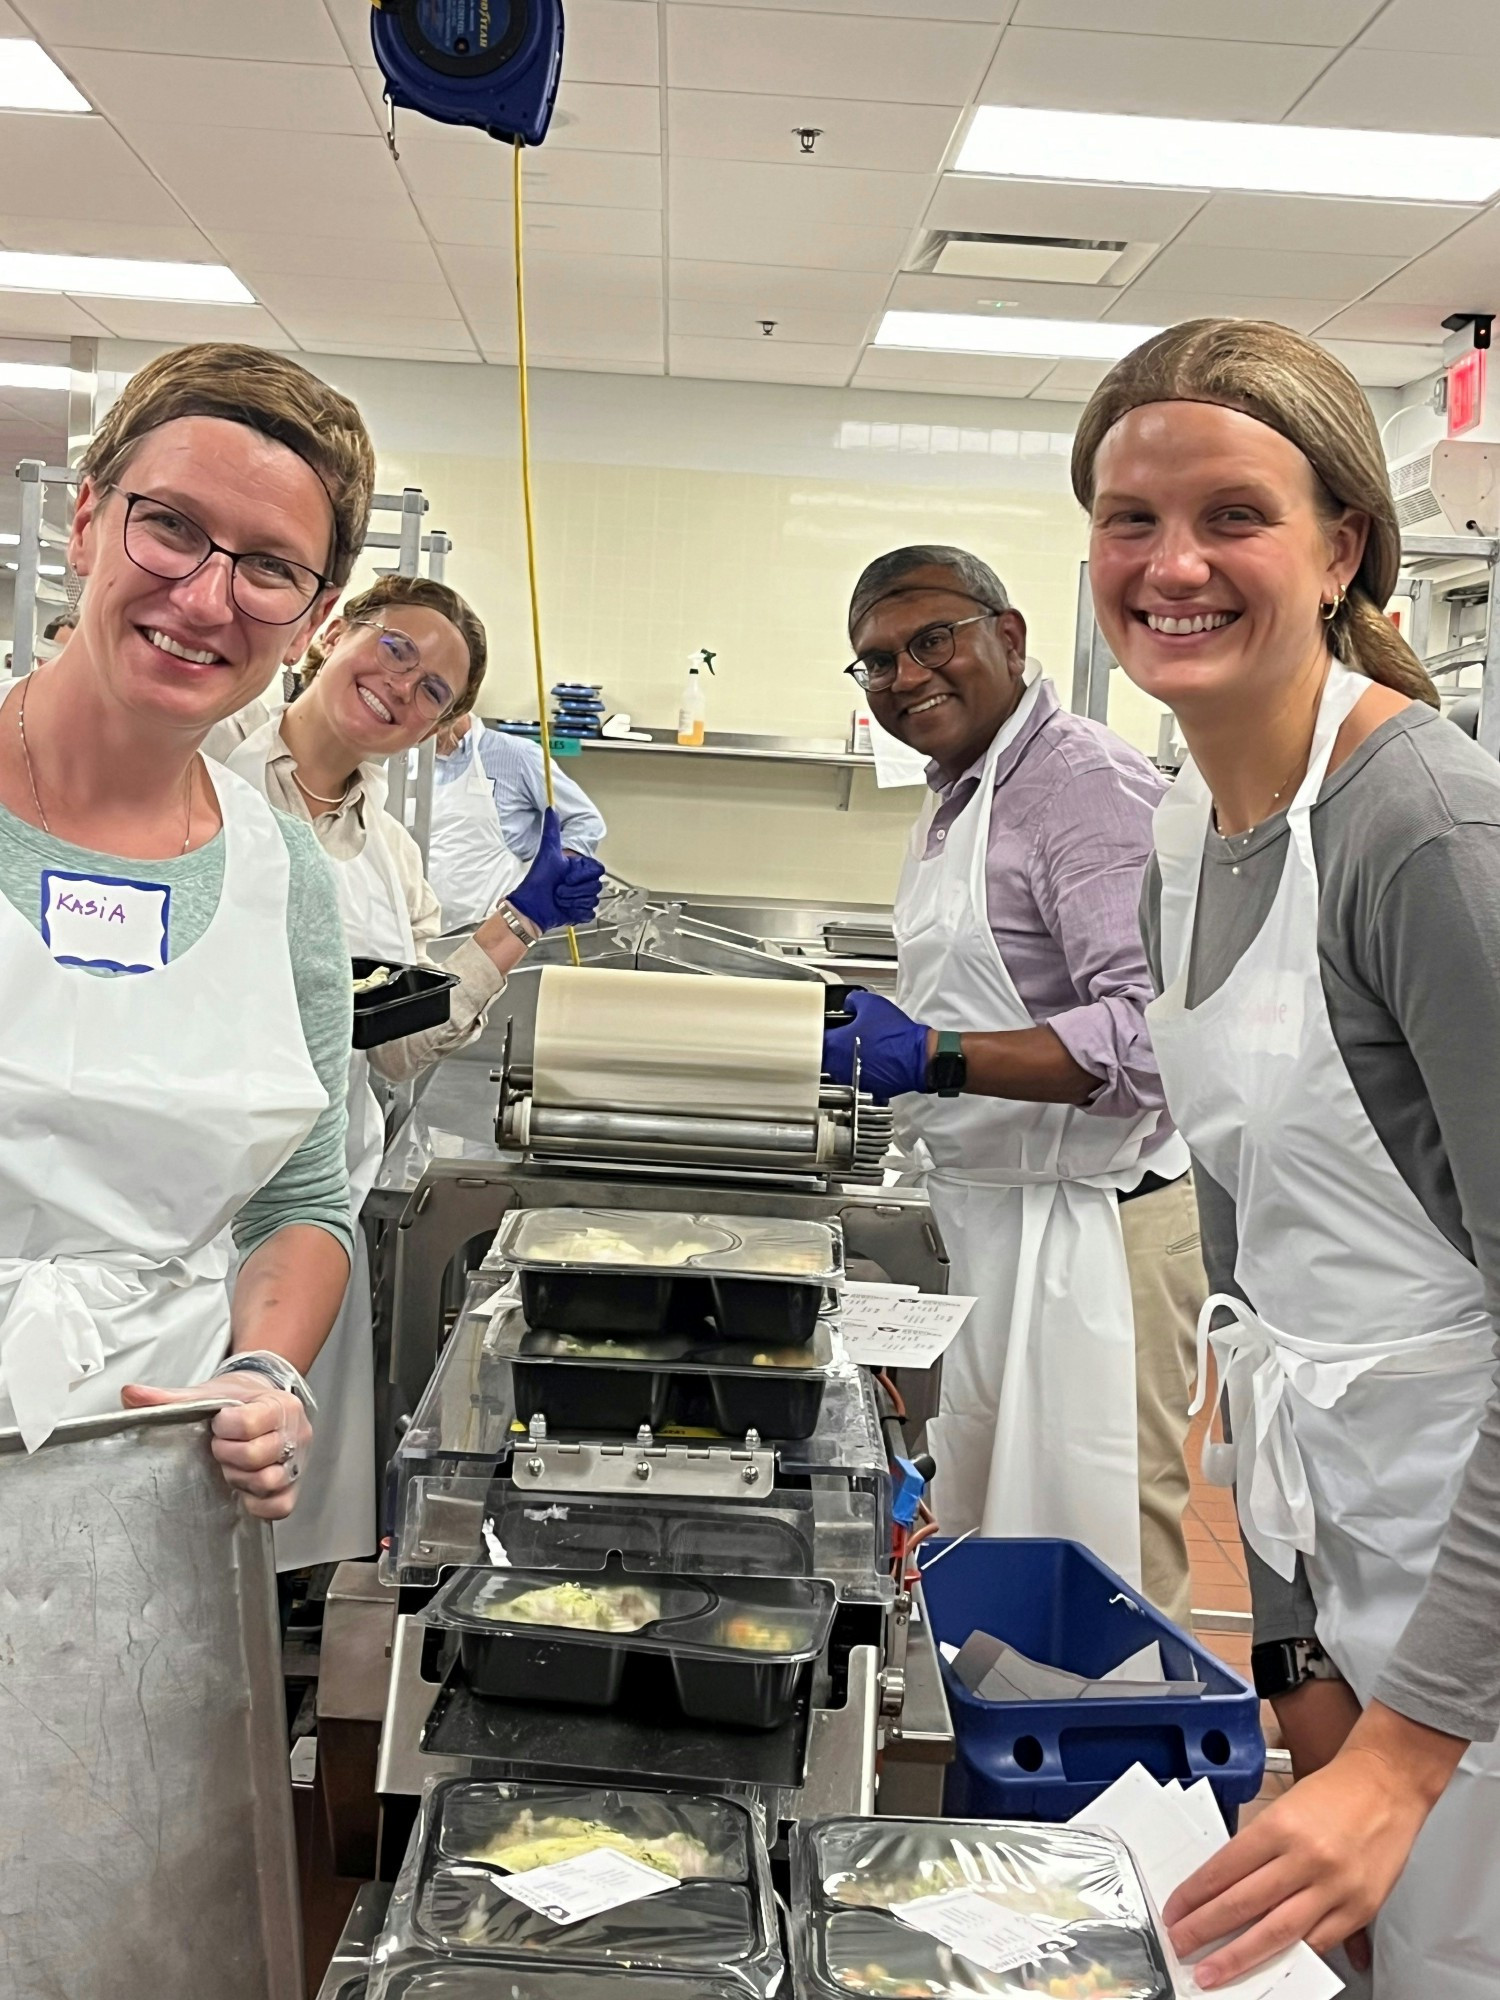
[1251,1637,1344,1700]
[928,1029,966,1098]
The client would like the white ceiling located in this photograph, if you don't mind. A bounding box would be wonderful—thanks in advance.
[0,0,1488,402]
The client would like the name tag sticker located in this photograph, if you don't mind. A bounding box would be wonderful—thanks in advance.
[40,870,170,973]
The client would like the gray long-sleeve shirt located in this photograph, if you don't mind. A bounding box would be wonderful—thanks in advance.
[1141,705,1500,1743]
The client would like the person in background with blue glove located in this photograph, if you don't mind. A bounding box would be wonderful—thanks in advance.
[206,571,604,1572]
[824,545,1203,1623]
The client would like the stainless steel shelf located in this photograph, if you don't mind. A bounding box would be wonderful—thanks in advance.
[481,723,881,806]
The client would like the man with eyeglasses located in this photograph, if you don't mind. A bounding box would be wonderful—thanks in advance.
[823,544,1203,1622]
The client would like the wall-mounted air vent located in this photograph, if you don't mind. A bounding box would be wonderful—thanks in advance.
[908,230,1157,287]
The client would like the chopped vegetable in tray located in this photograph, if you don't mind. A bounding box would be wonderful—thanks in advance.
[719,1614,805,1653]
[470,1812,723,1878]
[482,1580,661,1633]
[831,1865,1094,1922]
[352,965,396,993]
[520,1224,724,1266]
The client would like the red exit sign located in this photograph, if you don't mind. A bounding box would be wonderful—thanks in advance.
[1448,347,1487,437]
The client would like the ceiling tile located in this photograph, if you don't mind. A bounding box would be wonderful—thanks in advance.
[566,0,661,85]
[1100,289,1347,334]
[210,231,448,284]
[670,298,876,344]
[26,0,349,60]
[0,117,193,227]
[1011,0,1382,43]
[1313,301,1458,343]
[551,81,662,153]
[853,347,1055,394]
[668,89,960,174]
[887,271,1121,319]
[1172,192,1477,260]
[666,5,999,106]
[124,126,427,238]
[670,334,856,383]
[0,292,110,338]
[1130,241,1404,302]
[480,352,663,377]
[1288,50,1500,135]
[306,341,482,364]
[0,215,218,262]
[324,0,382,69]
[491,301,664,367]
[1030,355,1113,395]
[978,27,1331,118]
[57,48,377,134]
[668,261,890,311]
[274,307,475,351]
[0,1,31,30]
[444,245,663,311]
[415,195,662,256]
[250,272,464,325]
[1318,337,1445,387]
[77,299,299,345]
[926,173,1206,242]
[671,158,931,234]
[399,136,661,209]
[669,206,910,273]
[1350,208,1500,309]
[1356,0,1500,55]
[670,0,1015,17]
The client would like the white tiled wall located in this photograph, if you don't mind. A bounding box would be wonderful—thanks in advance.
[98,341,1171,900]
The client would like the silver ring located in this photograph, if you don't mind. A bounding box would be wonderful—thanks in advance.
[279,1440,296,1464]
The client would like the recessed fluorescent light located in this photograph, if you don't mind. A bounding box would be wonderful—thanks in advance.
[956,106,1500,205]
[0,362,69,390]
[0,39,90,114]
[0,251,253,304]
[874,311,1161,362]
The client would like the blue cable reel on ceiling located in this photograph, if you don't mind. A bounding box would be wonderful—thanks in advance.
[370,0,564,147]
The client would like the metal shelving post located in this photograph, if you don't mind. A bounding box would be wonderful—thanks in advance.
[11,459,78,677]
[1397,533,1500,756]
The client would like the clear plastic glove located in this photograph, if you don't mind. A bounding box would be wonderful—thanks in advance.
[508,806,606,931]
[120,1375,312,1520]
[822,988,931,1102]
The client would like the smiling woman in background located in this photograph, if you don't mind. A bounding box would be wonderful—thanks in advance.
[207,571,604,1567]
[1074,317,1500,1996]
[0,342,371,1518]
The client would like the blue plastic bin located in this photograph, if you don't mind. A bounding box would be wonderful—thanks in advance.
[918,1537,1264,1827]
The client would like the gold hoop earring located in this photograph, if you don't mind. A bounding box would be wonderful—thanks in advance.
[1320,586,1346,623]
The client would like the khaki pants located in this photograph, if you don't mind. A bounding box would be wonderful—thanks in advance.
[1119,1173,1207,1630]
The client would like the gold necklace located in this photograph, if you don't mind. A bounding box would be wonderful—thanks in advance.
[1216,752,1307,875]
[16,670,195,854]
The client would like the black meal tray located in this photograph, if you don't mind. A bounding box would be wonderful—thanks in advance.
[518,1267,827,1347]
[431,1568,836,1731]
[505,1322,836,1443]
[351,956,458,1049]
[422,1671,811,1791]
[812,1911,1169,1998]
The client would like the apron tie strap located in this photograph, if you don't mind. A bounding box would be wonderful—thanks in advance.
[0,1258,146,1452]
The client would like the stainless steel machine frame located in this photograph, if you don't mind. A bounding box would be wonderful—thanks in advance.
[0,1403,302,2000]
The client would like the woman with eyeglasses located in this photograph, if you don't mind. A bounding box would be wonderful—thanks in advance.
[0,342,373,1519]
[208,570,605,1566]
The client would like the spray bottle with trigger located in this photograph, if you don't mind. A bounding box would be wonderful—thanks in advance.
[677,648,717,746]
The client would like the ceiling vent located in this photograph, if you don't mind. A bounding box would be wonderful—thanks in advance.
[909,230,1156,286]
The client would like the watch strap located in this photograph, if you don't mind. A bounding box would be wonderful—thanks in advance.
[1251,1637,1343,1699]
[929,1029,966,1098]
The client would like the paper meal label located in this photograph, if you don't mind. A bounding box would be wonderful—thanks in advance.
[499,1846,679,1927]
[891,1889,1073,1976]
[40,869,170,973]
[838,1285,978,1369]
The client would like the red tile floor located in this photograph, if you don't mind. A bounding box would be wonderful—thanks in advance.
[1185,1383,1294,1822]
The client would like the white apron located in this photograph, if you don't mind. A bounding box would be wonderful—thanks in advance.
[1147,663,1500,1998]
[228,719,414,1570]
[895,680,1169,1584]
[0,761,327,1450]
[426,723,526,930]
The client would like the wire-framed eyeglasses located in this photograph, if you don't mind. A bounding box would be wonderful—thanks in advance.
[845,609,1001,691]
[346,618,461,719]
[114,487,330,625]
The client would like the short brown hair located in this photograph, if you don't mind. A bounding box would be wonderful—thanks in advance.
[1071,318,1438,709]
[80,342,376,588]
[300,572,488,717]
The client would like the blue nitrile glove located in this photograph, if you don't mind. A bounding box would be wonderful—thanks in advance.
[508,807,606,932]
[821,988,931,1102]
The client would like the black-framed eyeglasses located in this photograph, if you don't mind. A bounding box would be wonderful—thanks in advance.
[845,609,1001,691]
[346,617,461,720]
[115,487,330,625]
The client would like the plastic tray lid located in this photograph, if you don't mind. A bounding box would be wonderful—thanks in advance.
[494,1208,843,1285]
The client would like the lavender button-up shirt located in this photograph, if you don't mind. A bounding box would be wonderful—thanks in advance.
[921,676,1169,1129]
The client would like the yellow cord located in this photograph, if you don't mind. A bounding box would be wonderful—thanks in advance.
[513,137,580,966]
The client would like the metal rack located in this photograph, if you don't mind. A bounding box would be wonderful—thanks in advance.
[10,459,79,678]
[363,487,454,867]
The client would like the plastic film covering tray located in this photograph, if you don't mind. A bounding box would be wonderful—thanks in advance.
[498,1314,836,1440]
[370,1778,783,2000]
[792,1816,1172,2000]
[431,1565,836,1729]
[494,1207,842,1347]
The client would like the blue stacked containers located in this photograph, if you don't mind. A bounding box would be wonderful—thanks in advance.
[551,681,605,738]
